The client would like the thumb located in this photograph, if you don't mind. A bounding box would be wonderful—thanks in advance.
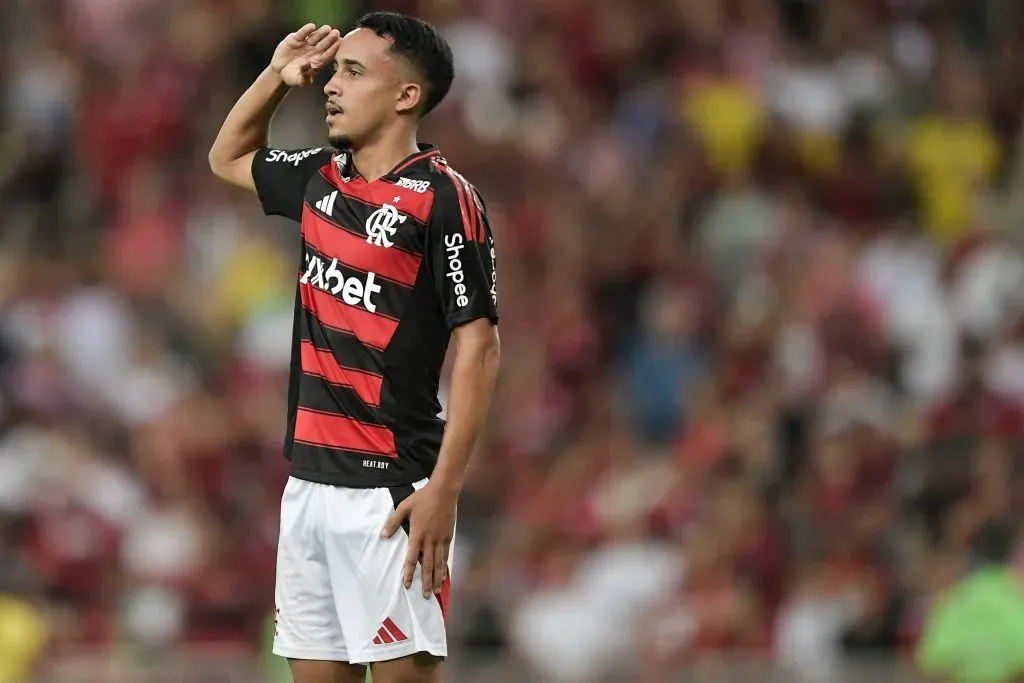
[381,502,410,539]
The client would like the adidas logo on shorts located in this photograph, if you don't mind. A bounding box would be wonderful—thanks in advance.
[372,618,408,645]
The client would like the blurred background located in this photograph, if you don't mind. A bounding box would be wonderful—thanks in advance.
[4,0,1024,681]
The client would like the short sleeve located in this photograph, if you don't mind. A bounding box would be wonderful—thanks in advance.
[427,176,498,330]
[251,147,334,222]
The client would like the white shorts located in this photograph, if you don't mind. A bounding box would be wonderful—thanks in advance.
[273,476,451,664]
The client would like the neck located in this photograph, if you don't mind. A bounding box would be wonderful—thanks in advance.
[351,124,419,182]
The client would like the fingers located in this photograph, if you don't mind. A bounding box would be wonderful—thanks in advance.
[380,503,410,540]
[313,34,342,68]
[304,25,333,49]
[419,537,448,598]
[432,540,447,594]
[420,545,434,598]
[403,533,421,590]
[311,28,340,54]
[297,60,315,86]
[287,23,317,47]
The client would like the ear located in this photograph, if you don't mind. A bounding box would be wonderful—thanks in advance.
[396,82,424,115]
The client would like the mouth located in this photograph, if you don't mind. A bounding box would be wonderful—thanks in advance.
[326,103,343,123]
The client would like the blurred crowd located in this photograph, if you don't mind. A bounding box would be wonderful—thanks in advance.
[4,0,1024,680]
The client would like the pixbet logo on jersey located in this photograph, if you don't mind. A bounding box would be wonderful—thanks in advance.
[301,253,382,312]
[265,148,322,167]
[365,204,406,248]
[445,233,470,308]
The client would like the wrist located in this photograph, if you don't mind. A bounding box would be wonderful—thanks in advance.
[265,63,286,81]
[427,471,464,498]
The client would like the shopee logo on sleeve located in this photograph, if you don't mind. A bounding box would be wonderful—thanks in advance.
[265,148,323,167]
[489,236,497,307]
[444,233,469,308]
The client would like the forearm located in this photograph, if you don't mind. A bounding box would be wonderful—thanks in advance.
[430,331,500,494]
[209,66,290,169]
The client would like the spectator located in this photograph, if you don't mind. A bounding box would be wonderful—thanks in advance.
[917,520,1024,683]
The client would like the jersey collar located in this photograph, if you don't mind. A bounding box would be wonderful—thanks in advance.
[335,144,440,182]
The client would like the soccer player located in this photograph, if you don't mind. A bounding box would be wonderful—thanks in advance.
[208,13,500,683]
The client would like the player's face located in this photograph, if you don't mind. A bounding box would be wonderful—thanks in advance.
[324,28,415,149]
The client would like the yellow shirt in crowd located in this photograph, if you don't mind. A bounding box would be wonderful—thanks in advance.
[908,115,999,246]
[214,238,293,326]
[0,595,48,683]
[685,79,764,177]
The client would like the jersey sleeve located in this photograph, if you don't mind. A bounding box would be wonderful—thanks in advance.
[426,176,499,330]
[251,147,334,222]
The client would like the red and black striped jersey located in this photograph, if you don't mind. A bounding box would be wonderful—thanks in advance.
[251,144,498,488]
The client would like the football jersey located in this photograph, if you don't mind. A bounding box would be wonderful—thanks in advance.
[251,144,498,487]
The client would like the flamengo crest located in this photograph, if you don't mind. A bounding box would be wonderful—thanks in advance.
[365,204,406,248]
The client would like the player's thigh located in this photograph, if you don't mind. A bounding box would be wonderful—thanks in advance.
[288,659,367,683]
[322,482,449,664]
[275,477,348,662]
[369,652,444,683]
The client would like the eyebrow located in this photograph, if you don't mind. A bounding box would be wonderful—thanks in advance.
[339,58,367,70]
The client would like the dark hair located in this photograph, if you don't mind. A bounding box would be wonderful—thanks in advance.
[972,519,1016,565]
[356,12,454,116]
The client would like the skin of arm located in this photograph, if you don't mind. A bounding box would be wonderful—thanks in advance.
[208,24,340,191]
[382,318,500,597]
[207,67,291,192]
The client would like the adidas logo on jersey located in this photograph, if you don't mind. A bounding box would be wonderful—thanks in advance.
[316,191,338,216]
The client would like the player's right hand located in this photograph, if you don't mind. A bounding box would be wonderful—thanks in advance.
[271,24,342,88]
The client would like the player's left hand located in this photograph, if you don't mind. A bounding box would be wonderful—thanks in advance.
[381,485,457,598]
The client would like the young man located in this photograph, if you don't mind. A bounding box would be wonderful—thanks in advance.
[209,13,500,683]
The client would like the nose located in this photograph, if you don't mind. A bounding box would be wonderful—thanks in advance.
[324,72,341,97]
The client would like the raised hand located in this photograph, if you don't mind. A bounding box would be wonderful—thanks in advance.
[271,24,342,88]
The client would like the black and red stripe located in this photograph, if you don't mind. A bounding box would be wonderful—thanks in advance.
[391,147,441,176]
[433,160,486,243]
[300,340,382,406]
[301,242,413,320]
[297,373,379,426]
[301,316,383,374]
[318,170,434,226]
[319,162,436,225]
[282,143,487,487]
[293,407,397,458]
[299,280,399,351]
[303,208,423,287]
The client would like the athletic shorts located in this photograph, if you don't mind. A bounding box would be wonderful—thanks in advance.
[273,476,451,664]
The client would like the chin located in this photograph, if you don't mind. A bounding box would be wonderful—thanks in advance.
[328,132,352,150]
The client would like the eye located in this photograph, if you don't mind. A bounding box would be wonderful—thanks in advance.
[346,66,361,77]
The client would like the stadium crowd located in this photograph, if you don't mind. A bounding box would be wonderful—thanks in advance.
[3,0,1024,680]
